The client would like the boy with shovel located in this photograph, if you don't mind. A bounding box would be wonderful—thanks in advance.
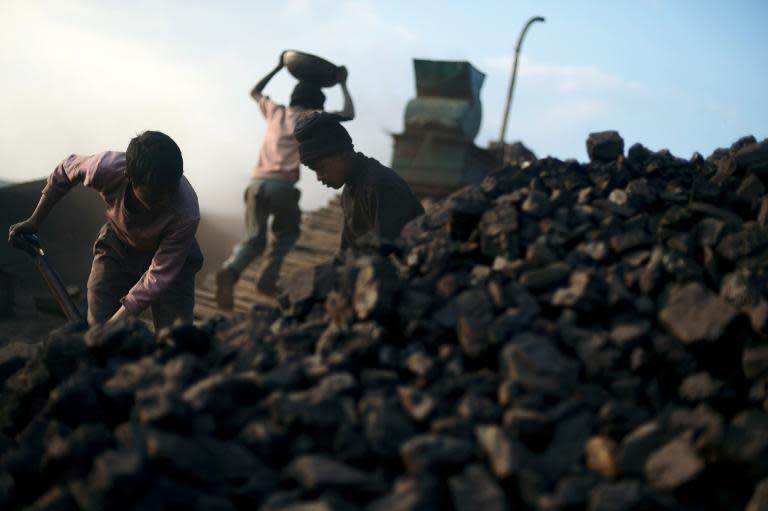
[8,131,202,330]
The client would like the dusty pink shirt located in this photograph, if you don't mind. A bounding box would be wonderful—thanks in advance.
[42,151,200,314]
[252,95,315,182]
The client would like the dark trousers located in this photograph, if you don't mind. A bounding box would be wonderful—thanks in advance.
[87,224,203,330]
[223,178,301,288]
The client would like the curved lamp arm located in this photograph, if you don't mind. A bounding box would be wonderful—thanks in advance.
[498,16,545,147]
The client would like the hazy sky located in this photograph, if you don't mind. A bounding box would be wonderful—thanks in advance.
[1,0,767,218]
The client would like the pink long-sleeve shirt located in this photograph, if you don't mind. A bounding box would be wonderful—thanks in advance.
[251,95,316,182]
[42,151,200,314]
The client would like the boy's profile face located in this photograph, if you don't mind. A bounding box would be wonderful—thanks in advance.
[307,153,350,190]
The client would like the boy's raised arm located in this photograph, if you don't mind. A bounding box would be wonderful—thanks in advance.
[250,51,286,101]
[8,152,118,242]
[328,67,355,120]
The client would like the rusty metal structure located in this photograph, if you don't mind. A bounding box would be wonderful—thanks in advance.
[391,59,499,196]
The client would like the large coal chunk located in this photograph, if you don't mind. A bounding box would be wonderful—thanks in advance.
[438,186,492,241]
[399,434,476,475]
[724,409,768,475]
[587,481,652,511]
[70,449,147,511]
[182,372,264,416]
[720,269,765,308]
[587,131,625,162]
[551,270,607,313]
[25,485,79,511]
[716,224,768,262]
[521,189,553,218]
[84,319,156,362]
[448,463,509,511]
[537,410,595,484]
[584,435,618,479]
[547,472,600,511]
[499,333,579,397]
[269,387,347,442]
[734,138,768,175]
[453,288,495,358]
[363,398,417,459]
[743,345,768,379]
[101,357,164,420]
[405,186,490,243]
[478,202,520,259]
[475,424,528,479]
[481,166,536,198]
[285,455,384,497]
[48,366,106,426]
[747,478,768,511]
[616,421,664,476]
[368,475,443,511]
[0,358,52,435]
[158,323,212,356]
[134,385,195,431]
[644,438,704,490]
[283,261,336,312]
[145,429,262,486]
[353,256,399,321]
[42,423,114,480]
[233,463,281,509]
[0,342,36,382]
[658,282,738,344]
[41,328,92,383]
[519,262,571,291]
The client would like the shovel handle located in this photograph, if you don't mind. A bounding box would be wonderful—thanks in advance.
[10,233,84,322]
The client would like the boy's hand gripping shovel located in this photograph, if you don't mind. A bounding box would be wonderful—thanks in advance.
[10,233,84,322]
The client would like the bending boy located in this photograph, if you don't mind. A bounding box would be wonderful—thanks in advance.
[294,112,424,251]
[8,131,203,330]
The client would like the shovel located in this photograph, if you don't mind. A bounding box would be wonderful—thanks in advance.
[11,233,84,322]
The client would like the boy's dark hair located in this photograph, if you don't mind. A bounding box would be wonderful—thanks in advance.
[290,82,326,110]
[125,131,183,192]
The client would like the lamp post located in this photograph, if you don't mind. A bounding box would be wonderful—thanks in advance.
[497,15,545,148]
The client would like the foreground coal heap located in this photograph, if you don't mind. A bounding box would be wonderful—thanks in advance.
[2,131,768,510]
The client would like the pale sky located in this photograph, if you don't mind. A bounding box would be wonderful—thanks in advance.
[1,0,767,220]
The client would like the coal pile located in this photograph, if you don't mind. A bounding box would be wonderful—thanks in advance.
[2,131,768,510]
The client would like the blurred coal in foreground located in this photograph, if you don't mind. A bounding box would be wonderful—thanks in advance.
[1,132,768,510]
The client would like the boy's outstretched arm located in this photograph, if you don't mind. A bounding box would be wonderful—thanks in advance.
[250,51,286,100]
[7,152,103,242]
[329,66,355,120]
[7,193,57,242]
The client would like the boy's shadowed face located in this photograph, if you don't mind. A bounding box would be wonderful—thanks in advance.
[307,152,352,190]
[131,183,174,211]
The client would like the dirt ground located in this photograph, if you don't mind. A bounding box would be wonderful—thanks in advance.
[0,312,69,348]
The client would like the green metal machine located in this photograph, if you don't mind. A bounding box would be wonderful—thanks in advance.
[391,59,499,197]
[392,17,544,195]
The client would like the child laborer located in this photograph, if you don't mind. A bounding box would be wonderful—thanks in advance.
[293,112,424,250]
[215,51,355,308]
[7,131,203,330]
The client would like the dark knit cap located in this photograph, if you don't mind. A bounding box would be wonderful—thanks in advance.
[294,112,354,164]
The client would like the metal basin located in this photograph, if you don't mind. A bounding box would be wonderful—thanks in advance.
[283,50,340,88]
